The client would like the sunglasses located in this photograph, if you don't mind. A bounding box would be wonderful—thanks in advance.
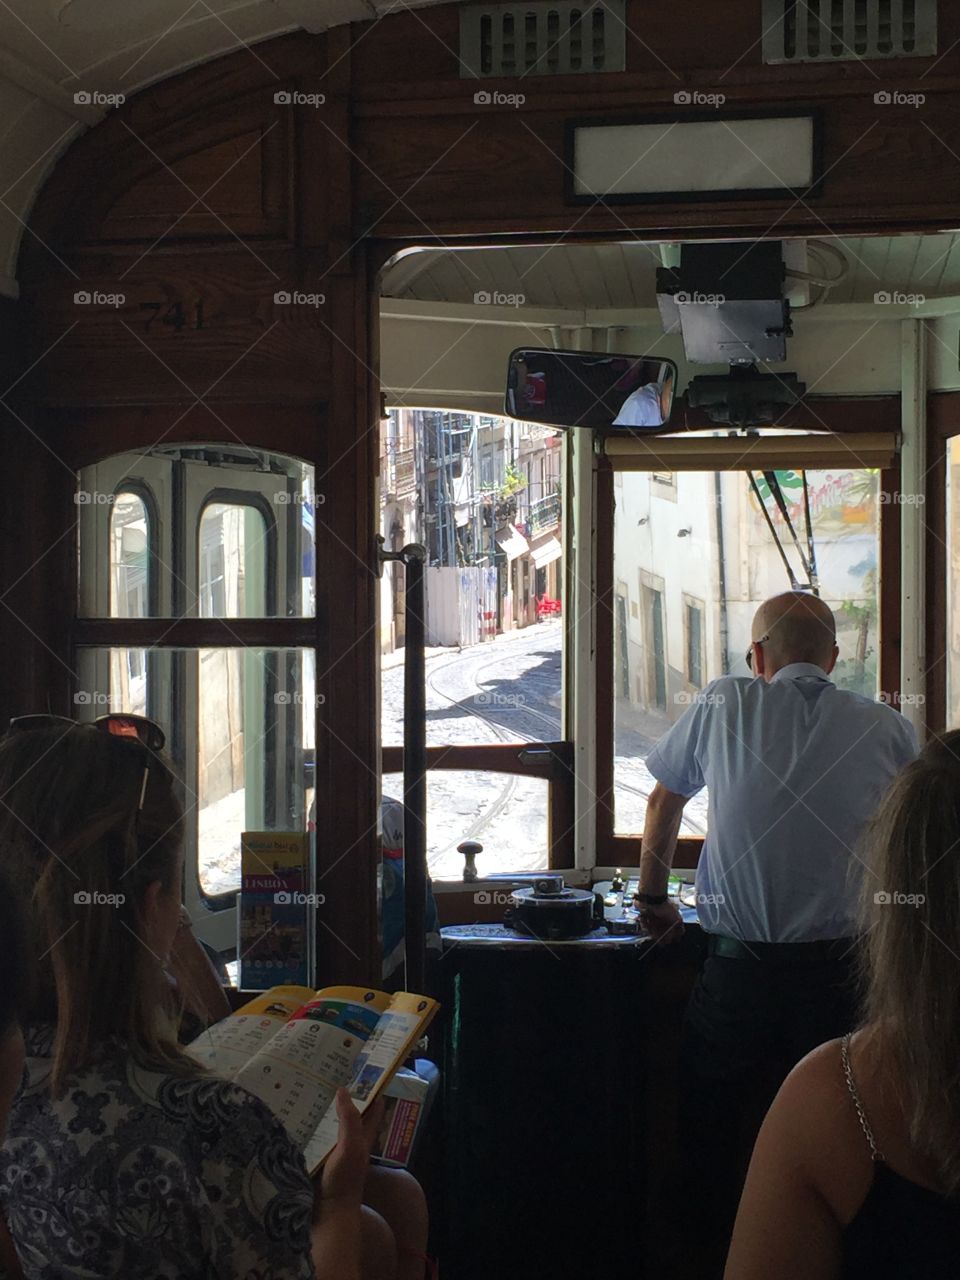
[7,714,166,811]
[745,635,769,672]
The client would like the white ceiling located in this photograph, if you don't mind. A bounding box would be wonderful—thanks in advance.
[382,235,960,310]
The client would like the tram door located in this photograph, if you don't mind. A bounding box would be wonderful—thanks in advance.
[615,593,630,698]
[77,446,316,957]
[641,583,667,711]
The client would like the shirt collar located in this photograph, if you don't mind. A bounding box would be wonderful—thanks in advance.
[770,662,833,684]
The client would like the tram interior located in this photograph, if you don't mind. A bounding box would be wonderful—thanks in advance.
[0,2,958,1278]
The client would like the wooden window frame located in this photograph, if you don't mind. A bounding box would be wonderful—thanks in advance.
[925,395,960,735]
[44,399,382,985]
[381,741,575,871]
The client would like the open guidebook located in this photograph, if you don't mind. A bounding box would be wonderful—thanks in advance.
[188,984,439,1172]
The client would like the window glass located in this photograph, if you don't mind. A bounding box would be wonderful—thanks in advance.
[104,648,148,718]
[613,467,881,835]
[382,772,549,879]
[104,493,151,717]
[77,447,315,618]
[199,503,266,618]
[380,409,563,749]
[196,647,314,896]
[76,646,316,898]
[110,493,149,618]
[380,408,563,875]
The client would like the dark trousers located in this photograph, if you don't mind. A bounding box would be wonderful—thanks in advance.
[678,940,859,1280]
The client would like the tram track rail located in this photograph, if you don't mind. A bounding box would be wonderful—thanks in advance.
[418,625,707,851]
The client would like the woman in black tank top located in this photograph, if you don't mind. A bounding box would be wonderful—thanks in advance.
[724,733,960,1279]
[838,1032,960,1277]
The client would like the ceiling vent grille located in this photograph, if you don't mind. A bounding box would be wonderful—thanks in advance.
[762,0,936,63]
[460,1,626,78]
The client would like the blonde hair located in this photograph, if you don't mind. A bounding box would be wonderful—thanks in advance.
[860,729,960,1195]
[0,724,197,1094]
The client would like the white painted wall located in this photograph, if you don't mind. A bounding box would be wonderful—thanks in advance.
[612,466,881,723]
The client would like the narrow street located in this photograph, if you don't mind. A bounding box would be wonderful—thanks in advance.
[381,620,708,878]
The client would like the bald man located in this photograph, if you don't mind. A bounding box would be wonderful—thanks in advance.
[635,592,917,1277]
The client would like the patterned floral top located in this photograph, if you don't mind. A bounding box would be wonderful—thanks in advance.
[0,1026,316,1279]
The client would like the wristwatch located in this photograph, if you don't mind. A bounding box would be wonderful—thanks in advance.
[633,891,669,906]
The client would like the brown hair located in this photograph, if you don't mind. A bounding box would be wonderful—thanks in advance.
[0,723,197,1094]
[860,728,960,1195]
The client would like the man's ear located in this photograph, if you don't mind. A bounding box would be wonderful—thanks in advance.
[752,642,767,679]
[825,643,839,675]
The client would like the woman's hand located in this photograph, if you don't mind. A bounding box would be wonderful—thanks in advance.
[320,1089,385,1208]
[311,1090,385,1280]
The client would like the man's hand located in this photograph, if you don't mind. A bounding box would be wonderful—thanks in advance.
[319,1088,385,1209]
[638,899,684,945]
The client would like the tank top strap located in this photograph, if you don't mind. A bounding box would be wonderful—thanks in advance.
[841,1032,884,1163]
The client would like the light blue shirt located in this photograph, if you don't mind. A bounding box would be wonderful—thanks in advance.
[612,383,663,427]
[645,664,919,942]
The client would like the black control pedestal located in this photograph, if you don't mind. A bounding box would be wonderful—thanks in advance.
[438,926,648,1280]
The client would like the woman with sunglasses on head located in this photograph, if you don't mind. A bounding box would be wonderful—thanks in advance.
[725,731,960,1279]
[0,717,427,1280]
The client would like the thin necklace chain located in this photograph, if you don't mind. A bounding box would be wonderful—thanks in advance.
[842,1032,883,1163]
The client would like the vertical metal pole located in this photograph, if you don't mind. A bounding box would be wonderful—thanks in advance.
[570,426,597,868]
[900,319,927,735]
[402,544,428,995]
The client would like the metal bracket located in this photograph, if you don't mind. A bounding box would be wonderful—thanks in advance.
[376,536,427,577]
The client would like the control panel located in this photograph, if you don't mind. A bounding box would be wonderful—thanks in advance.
[593,871,701,929]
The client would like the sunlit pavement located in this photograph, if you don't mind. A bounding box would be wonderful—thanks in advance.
[381,621,707,877]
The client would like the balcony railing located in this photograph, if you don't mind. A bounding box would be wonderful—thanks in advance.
[528,491,561,535]
[390,447,417,496]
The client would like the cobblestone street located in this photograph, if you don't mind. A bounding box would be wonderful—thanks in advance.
[381,620,708,878]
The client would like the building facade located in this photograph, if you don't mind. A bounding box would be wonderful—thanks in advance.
[380,408,562,651]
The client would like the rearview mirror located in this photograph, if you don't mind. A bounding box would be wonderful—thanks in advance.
[505,348,677,430]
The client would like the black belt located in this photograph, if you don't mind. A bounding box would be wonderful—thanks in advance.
[705,933,857,963]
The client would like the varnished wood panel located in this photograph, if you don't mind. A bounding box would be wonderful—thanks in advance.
[351,0,960,241]
[595,458,616,854]
[22,254,332,407]
[25,33,320,258]
[313,258,381,983]
[355,89,960,239]
[352,1,960,91]
[925,391,960,735]
[381,741,572,779]
[98,121,289,244]
[43,402,325,469]
[0,416,78,721]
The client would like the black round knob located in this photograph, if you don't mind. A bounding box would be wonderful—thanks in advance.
[457,841,484,856]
